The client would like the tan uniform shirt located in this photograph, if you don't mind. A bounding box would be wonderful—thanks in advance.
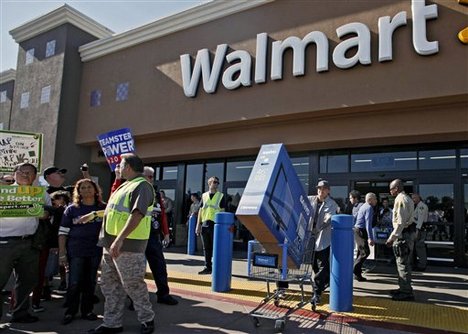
[413,201,429,230]
[387,191,414,243]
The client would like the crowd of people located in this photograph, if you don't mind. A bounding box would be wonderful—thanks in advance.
[0,154,179,334]
[0,154,431,332]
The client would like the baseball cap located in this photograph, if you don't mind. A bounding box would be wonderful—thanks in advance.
[43,166,67,178]
[316,180,330,189]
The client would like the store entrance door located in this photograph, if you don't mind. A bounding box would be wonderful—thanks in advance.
[353,180,414,203]
[352,180,414,262]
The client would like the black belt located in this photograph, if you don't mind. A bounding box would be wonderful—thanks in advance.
[0,235,33,241]
[402,224,416,233]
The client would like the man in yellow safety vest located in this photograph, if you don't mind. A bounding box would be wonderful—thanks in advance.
[196,176,225,275]
[88,153,155,334]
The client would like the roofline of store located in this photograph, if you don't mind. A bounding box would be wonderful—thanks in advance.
[9,4,114,44]
[0,69,16,84]
[78,0,274,62]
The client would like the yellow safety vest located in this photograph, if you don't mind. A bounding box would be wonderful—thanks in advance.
[201,191,223,222]
[105,176,154,240]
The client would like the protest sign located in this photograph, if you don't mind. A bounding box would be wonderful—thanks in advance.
[97,128,135,171]
[0,130,43,173]
[0,185,45,218]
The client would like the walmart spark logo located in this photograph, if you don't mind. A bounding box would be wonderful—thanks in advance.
[458,0,468,44]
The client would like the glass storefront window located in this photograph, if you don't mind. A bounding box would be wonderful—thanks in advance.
[329,185,348,213]
[464,184,468,261]
[226,160,254,182]
[419,184,455,262]
[205,162,224,192]
[154,166,160,181]
[162,166,178,180]
[419,150,456,170]
[185,164,203,196]
[460,149,468,169]
[291,156,309,192]
[319,154,348,173]
[351,151,417,172]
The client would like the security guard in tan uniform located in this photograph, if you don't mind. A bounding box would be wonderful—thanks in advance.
[385,179,416,301]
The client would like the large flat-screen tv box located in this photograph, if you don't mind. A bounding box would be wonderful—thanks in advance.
[236,144,314,268]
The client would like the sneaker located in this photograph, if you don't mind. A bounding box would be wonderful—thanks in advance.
[87,325,123,334]
[140,320,154,334]
[354,275,367,282]
[41,286,52,301]
[198,268,212,275]
[62,314,74,325]
[11,314,39,323]
[81,312,98,321]
[392,293,415,301]
[32,304,45,313]
[157,295,178,305]
[55,281,67,295]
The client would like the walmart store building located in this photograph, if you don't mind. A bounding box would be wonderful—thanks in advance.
[2,0,467,266]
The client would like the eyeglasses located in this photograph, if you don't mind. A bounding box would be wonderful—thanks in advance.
[212,181,219,184]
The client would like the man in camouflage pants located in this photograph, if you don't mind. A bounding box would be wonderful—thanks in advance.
[88,154,155,334]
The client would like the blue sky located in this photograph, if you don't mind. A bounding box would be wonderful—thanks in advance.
[0,0,209,73]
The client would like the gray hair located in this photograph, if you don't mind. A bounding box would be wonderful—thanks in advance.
[365,192,377,202]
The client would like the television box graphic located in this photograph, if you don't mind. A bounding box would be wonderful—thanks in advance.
[236,144,314,268]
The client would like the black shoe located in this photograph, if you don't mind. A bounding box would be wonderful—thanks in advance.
[157,295,178,305]
[392,293,415,301]
[88,325,124,334]
[389,289,401,296]
[140,320,154,334]
[198,268,212,275]
[81,312,98,321]
[62,314,74,325]
[41,286,52,301]
[11,314,39,323]
[354,275,367,282]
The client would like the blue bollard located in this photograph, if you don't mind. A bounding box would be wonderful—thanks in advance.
[330,214,354,312]
[212,212,235,292]
[247,239,258,277]
[187,215,197,255]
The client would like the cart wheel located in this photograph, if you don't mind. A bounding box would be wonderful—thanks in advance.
[274,319,285,332]
[252,317,260,327]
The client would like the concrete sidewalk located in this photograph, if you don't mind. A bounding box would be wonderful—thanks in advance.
[162,247,468,333]
[1,246,467,334]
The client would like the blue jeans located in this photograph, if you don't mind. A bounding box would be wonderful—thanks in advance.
[66,255,101,316]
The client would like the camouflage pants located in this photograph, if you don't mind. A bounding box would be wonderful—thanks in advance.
[100,250,154,327]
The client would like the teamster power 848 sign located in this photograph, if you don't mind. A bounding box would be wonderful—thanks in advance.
[97,128,135,171]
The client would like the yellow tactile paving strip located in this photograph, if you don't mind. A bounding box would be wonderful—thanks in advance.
[148,271,468,334]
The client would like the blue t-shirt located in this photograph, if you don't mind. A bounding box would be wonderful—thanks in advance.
[61,203,105,258]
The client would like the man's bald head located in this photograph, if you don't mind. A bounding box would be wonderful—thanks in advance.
[389,179,404,196]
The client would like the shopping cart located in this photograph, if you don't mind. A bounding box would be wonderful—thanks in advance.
[248,236,317,332]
